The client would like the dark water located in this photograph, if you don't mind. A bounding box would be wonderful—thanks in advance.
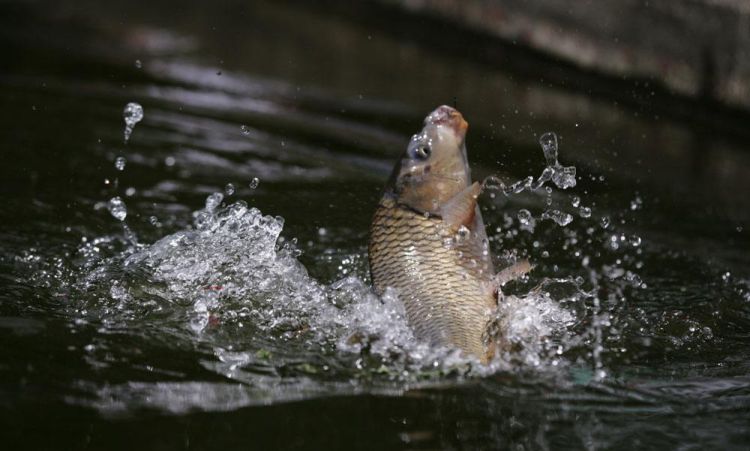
[2,1,750,449]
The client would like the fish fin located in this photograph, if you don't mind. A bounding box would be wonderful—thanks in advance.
[440,182,482,232]
[495,259,534,287]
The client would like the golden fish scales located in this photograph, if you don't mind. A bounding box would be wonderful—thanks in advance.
[369,196,497,361]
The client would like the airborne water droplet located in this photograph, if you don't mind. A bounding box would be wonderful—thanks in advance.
[541,209,573,226]
[205,193,224,212]
[108,196,127,221]
[123,102,144,143]
[517,209,532,225]
[240,125,251,136]
[249,177,260,189]
[579,206,592,218]
[115,156,126,171]
[225,183,235,196]
[600,216,611,229]
[571,196,580,207]
[539,132,558,166]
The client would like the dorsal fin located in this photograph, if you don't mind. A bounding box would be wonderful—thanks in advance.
[440,182,482,232]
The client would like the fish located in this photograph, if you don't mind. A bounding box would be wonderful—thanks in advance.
[368,105,528,363]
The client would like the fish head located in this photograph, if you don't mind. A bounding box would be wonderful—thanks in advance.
[388,105,471,214]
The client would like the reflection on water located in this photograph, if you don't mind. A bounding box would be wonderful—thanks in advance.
[1,0,750,449]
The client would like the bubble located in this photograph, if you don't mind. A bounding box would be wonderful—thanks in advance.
[517,209,532,225]
[114,156,126,171]
[224,183,235,196]
[579,206,592,218]
[249,177,260,189]
[122,102,144,143]
[107,196,127,221]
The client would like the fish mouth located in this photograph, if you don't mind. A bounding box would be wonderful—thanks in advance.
[425,105,469,139]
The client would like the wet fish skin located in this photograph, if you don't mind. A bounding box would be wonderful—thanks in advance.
[368,105,497,362]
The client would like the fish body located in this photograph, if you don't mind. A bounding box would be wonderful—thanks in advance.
[368,106,498,362]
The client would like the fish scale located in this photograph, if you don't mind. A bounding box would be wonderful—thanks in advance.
[369,195,496,360]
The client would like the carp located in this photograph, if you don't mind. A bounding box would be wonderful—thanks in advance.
[368,105,527,362]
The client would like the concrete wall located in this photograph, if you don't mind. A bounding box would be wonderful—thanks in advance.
[384,0,750,109]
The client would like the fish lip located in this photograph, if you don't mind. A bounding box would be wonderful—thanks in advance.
[425,105,468,138]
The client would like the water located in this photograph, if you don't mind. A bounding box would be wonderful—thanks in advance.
[122,102,144,143]
[2,1,750,449]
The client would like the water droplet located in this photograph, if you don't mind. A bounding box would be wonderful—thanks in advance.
[249,177,260,189]
[552,165,577,189]
[579,206,592,218]
[571,196,580,207]
[114,156,127,171]
[134,59,142,69]
[456,225,471,242]
[149,215,159,225]
[164,156,176,167]
[240,125,251,136]
[539,132,558,166]
[318,227,327,236]
[629,235,642,247]
[125,187,136,197]
[482,175,505,192]
[107,196,127,221]
[541,251,549,258]
[600,216,610,229]
[224,183,235,196]
[630,196,643,210]
[205,193,223,212]
[517,209,532,225]
[122,102,144,143]
[541,209,573,226]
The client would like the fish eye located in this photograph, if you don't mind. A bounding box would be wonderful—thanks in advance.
[410,145,431,160]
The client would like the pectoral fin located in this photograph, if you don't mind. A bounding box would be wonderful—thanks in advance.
[495,259,534,287]
[441,182,482,232]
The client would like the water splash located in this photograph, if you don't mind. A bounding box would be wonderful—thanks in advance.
[123,102,144,143]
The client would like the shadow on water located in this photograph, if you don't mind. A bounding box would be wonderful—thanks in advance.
[1,1,750,449]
